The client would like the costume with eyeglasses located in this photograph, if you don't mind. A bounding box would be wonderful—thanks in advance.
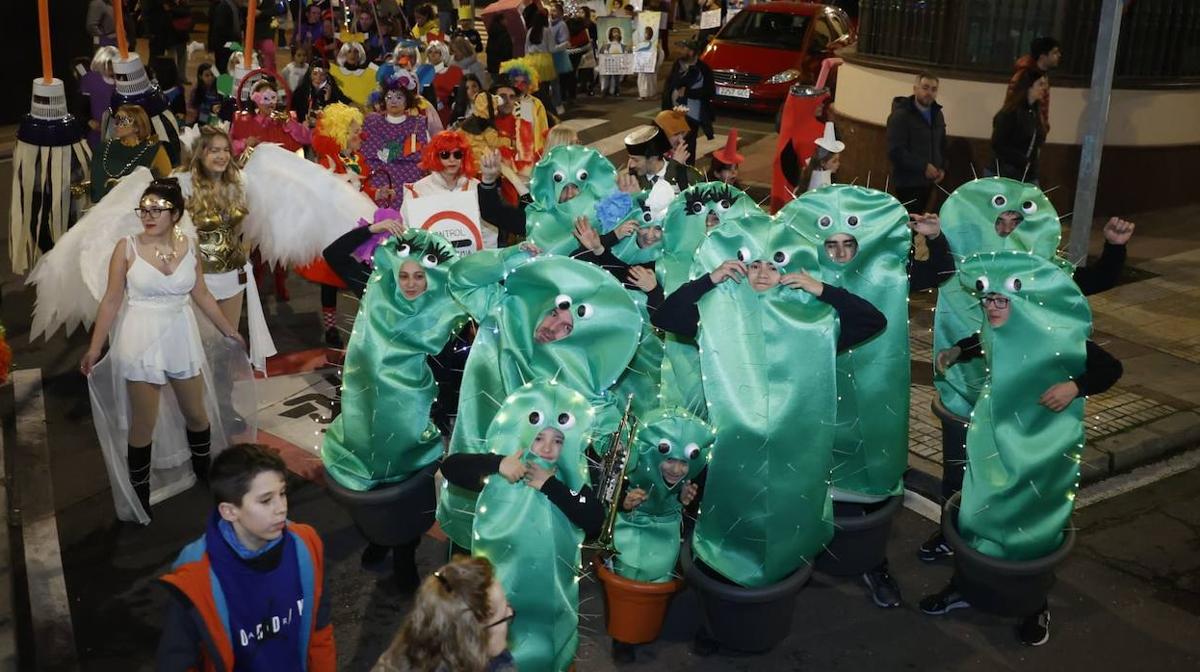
[363,65,442,207]
[441,381,602,672]
[89,114,173,202]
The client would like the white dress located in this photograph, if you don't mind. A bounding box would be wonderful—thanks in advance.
[115,237,206,384]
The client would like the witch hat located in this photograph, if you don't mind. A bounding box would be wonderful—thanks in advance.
[813,121,845,153]
[713,128,744,165]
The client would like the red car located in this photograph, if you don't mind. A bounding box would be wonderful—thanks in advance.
[701,2,856,113]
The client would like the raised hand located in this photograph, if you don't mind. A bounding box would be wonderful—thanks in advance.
[627,266,658,293]
[908,212,942,239]
[780,270,823,296]
[1102,217,1135,245]
[708,259,747,284]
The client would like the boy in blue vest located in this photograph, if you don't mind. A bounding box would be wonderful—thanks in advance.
[157,444,336,671]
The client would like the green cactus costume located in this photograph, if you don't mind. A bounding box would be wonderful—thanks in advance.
[956,251,1091,560]
[609,180,675,266]
[437,250,641,549]
[471,380,596,672]
[780,185,912,500]
[322,231,467,490]
[613,408,715,583]
[690,214,839,587]
[658,182,770,415]
[934,178,1061,418]
[525,145,619,255]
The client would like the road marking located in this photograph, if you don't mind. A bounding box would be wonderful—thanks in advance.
[1076,448,1200,509]
[903,488,942,523]
[11,370,80,671]
[556,117,609,134]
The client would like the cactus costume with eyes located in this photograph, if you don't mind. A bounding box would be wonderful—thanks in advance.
[956,252,1091,560]
[613,408,715,583]
[780,186,912,500]
[322,231,467,490]
[608,180,676,266]
[658,182,769,415]
[691,215,839,587]
[471,381,596,672]
[437,250,641,549]
[934,178,1062,418]
[525,145,619,256]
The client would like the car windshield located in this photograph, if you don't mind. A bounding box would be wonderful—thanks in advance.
[718,10,811,49]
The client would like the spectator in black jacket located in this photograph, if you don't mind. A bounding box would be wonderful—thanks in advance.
[207,0,241,74]
[991,68,1049,184]
[662,35,716,166]
[886,72,947,213]
[485,14,514,80]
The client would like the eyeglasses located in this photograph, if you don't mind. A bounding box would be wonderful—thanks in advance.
[114,115,135,127]
[439,150,464,160]
[134,207,171,218]
[434,570,516,628]
[981,295,1010,308]
[485,606,516,630]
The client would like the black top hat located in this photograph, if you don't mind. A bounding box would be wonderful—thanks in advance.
[624,124,671,158]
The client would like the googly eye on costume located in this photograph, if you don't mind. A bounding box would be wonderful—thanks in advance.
[689,201,705,215]
[576,169,589,181]
[1005,276,1022,292]
[975,276,990,292]
[528,410,544,426]
[556,412,576,429]
[736,247,752,262]
[1021,200,1038,215]
[685,443,701,460]
[641,210,653,223]
[773,250,791,266]
[991,194,1007,208]
[817,215,833,229]
[396,244,411,257]
[555,294,572,311]
[717,199,732,211]
[420,253,439,268]
[553,171,565,183]
[845,214,861,228]
[657,440,673,454]
[575,303,594,319]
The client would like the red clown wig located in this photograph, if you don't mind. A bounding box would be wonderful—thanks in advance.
[418,130,479,177]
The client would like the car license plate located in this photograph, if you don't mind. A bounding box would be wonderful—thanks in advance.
[716,85,751,99]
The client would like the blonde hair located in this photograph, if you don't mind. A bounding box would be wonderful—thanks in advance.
[116,104,157,142]
[374,556,496,672]
[545,125,579,149]
[185,126,246,215]
[91,45,119,75]
[317,103,365,150]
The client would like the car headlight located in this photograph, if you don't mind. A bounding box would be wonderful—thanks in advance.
[765,69,802,84]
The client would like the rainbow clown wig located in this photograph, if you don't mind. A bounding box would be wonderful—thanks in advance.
[369,63,421,108]
[498,58,541,93]
[314,103,364,153]
[418,130,479,177]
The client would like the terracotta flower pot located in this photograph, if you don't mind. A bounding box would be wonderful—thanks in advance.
[816,494,904,576]
[942,492,1076,617]
[593,557,684,644]
[680,540,812,653]
[323,461,439,547]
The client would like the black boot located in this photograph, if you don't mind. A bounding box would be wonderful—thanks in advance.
[393,539,422,593]
[127,443,153,522]
[187,427,212,485]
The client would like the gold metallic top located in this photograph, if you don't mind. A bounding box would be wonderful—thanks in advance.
[190,203,249,273]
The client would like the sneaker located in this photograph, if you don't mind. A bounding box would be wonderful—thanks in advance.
[918,530,954,562]
[919,584,970,615]
[1017,606,1051,646]
[862,562,902,608]
[611,640,637,664]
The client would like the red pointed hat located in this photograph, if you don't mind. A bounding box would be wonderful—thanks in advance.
[713,128,744,165]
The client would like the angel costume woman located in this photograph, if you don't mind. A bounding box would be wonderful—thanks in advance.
[29,175,249,525]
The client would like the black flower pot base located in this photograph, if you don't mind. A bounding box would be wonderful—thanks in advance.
[942,492,1075,618]
[680,540,812,653]
[324,461,440,547]
[816,494,903,576]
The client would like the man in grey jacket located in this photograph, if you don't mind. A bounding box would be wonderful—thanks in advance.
[886,72,947,213]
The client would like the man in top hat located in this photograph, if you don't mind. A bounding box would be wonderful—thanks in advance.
[621,124,701,192]
[662,34,716,168]
[709,128,744,185]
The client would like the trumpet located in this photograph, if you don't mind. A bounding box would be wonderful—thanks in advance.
[588,395,637,555]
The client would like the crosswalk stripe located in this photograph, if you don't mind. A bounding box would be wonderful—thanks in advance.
[556,117,609,133]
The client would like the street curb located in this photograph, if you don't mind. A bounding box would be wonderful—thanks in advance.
[903,409,1200,503]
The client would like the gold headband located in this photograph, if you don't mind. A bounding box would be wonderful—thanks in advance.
[139,195,176,210]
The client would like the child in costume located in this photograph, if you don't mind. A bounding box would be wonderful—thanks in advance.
[441,380,602,672]
[607,408,714,663]
[322,229,468,589]
[523,144,619,255]
[778,185,952,607]
[330,41,380,108]
[921,251,1121,646]
[801,121,844,192]
[436,250,641,558]
[708,128,743,185]
[301,102,377,347]
[157,444,336,669]
[653,211,886,591]
[229,80,311,159]
[497,59,550,176]
[78,178,246,524]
